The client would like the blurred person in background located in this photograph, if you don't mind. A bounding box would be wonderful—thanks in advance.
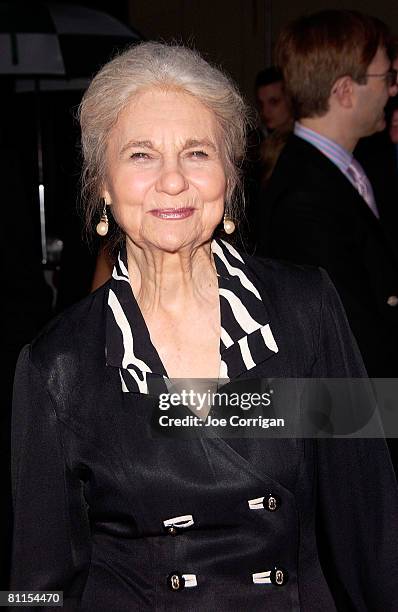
[355,43,398,255]
[255,68,294,185]
[257,10,398,380]
[245,67,294,248]
[255,66,292,135]
[248,66,293,172]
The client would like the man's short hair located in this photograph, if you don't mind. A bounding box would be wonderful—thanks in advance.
[255,66,283,91]
[275,10,391,119]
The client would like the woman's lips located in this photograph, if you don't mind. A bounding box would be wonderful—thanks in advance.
[149,207,195,219]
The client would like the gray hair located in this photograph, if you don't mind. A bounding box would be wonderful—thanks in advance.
[78,41,251,243]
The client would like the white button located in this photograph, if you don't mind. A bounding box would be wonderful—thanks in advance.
[168,574,183,591]
[163,514,194,529]
[275,569,284,585]
[248,497,265,510]
[253,568,289,586]
[387,295,398,307]
[182,574,197,587]
[252,571,271,584]
[267,495,279,511]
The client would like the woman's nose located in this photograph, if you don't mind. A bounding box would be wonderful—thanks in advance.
[155,160,189,195]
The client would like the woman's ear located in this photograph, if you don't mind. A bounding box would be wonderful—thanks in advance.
[102,189,111,205]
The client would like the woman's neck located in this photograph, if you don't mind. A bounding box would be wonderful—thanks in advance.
[126,239,219,315]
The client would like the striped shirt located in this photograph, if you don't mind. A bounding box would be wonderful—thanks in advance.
[106,238,279,394]
[294,122,354,176]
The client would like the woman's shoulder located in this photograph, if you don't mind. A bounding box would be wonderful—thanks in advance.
[242,250,329,305]
[216,238,332,325]
[28,280,110,373]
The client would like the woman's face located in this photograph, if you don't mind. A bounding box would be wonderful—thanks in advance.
[103,89,227,254]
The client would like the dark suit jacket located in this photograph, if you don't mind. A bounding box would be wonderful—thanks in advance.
[11,256,398,611]
[355,131,398,259]
[257,134,398,378]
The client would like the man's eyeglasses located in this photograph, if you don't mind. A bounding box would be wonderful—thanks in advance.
[363,68,398,87]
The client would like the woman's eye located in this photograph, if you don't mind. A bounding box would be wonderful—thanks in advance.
[189,150,208,159]
[130,152,150,160]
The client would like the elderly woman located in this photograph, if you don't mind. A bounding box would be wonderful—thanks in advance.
[11,42,398,611]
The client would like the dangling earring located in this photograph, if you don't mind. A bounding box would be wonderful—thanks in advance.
[96,199,109,236]
[223,214,235,235]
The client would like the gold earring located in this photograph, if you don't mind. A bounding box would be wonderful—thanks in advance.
[96,199,109,236]
[223,214,235,235]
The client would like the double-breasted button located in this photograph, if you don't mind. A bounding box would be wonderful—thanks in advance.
[168,573,185,591]
[387,295,398,307]
[248,494,281,511]
[266,493,281,512]
[270,567,288,586]
[167,573,197,590]
[163,514,194,535]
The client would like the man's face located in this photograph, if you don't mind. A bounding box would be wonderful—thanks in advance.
[256,81,291,131]
[354,46,397,137]
[389,109,398,144]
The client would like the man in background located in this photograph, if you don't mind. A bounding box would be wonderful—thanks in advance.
[355,44,398,257]
[245,67,293,247]
[254,66,292,134]
[258,10,398,381]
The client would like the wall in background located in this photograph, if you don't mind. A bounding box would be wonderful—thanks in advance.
[271,0,398,47]
[127,0,398,102]
[127,0,271,103]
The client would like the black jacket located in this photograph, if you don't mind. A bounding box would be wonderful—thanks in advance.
[257,134,398,378]
[11,254,398,611]
[355,130,398,261]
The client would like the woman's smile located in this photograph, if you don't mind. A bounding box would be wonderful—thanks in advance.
[148,207,196,219]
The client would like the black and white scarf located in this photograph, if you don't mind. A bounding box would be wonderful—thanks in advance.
[106,239,278,394]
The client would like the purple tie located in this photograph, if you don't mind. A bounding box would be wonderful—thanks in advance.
[347,158,379,218]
